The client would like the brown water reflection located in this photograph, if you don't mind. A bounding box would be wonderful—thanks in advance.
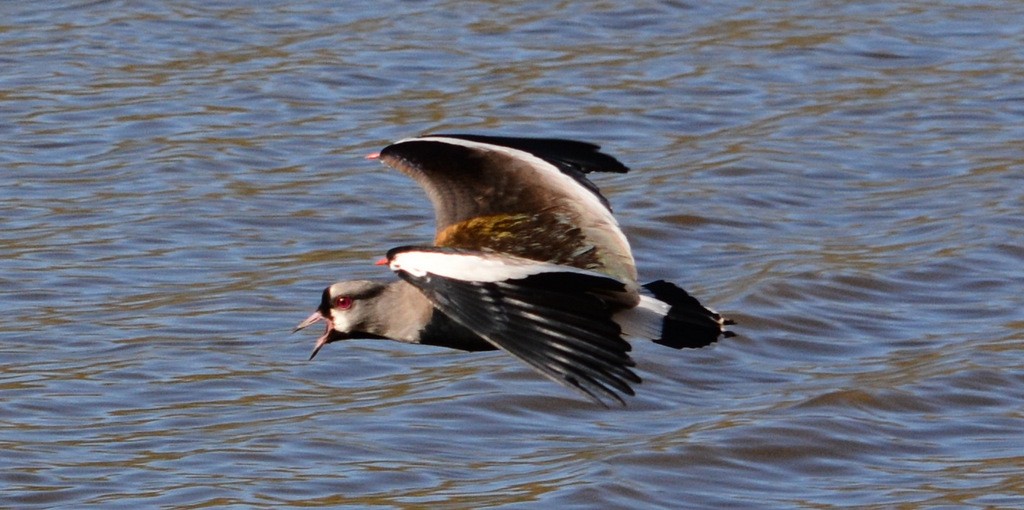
[2,1,1023,508]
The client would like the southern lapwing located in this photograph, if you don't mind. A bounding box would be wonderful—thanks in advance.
[295,134,734,406]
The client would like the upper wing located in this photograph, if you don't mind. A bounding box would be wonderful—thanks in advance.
[387,246,641,406]
[375,134,638,283]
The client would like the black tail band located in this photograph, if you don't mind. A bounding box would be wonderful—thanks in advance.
[642,280,734,349]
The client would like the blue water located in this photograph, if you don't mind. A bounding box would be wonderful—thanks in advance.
[2,1,1023,508]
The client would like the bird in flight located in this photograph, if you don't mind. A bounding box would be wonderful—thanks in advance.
[295,134,734,406]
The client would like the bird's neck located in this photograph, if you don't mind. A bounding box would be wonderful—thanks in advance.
[375,280,434,342]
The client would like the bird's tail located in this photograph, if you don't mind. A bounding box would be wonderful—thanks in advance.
[615,280,735,349]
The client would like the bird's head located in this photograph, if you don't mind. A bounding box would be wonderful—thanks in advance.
[293,280,389,359]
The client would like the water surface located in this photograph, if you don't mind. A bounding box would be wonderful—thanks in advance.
[2,1,1023,508]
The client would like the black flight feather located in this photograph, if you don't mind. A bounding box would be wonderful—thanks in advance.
[392,261,640,406]
[431,134,630,174]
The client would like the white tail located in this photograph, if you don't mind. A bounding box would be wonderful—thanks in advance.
[614,281,733,349]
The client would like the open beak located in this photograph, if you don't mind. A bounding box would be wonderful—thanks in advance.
[293,311,325,333]
[308,331,331,361]
[293,311,332,361]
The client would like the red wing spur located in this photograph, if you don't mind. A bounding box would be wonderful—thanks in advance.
[295,134,735,406]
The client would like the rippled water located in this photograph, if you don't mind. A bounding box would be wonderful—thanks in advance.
[2,1,1023,508]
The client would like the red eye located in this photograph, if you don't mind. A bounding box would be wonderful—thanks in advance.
[334,296,353,310]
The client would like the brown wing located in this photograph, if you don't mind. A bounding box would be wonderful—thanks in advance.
[375,134,638,283]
